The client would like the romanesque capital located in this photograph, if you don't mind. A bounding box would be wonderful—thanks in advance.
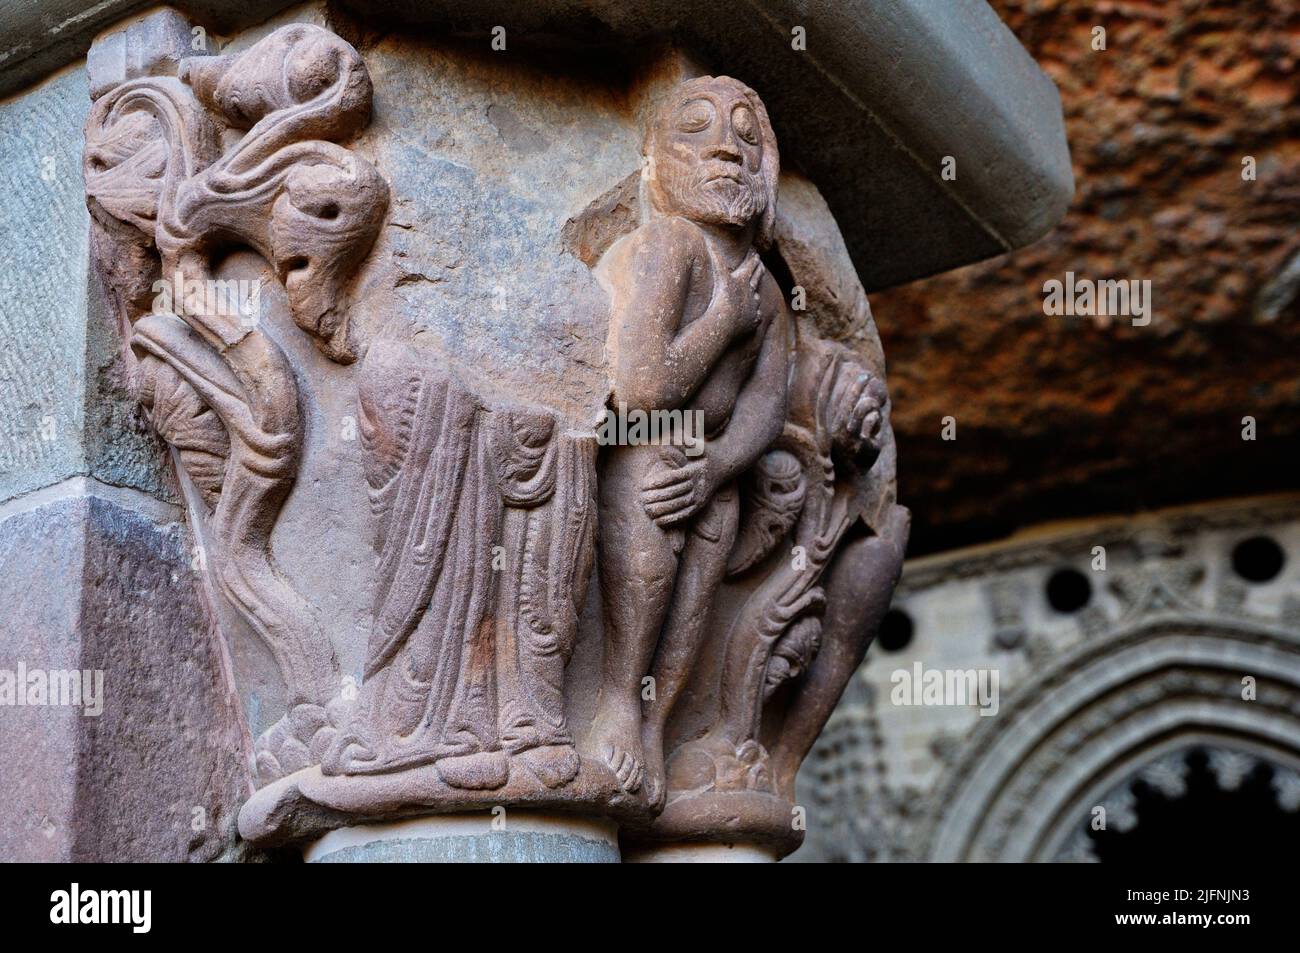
[83,15,905,861]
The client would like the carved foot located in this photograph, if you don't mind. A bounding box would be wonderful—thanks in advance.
[255,699,349,784]
[665,734,772,799]
[518,744,581,789]
[434,750,510,790]
[589,703,645,793]
[639,726,668,811]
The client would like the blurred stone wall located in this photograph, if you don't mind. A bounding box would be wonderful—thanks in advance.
[793,494,1300,862]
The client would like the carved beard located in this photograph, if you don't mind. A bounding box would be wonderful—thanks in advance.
[655,155,767,230]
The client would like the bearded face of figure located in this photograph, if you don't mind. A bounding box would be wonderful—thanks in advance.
[648,80,771,233]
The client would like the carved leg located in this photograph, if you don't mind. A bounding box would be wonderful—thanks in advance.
[591,445,681,793]
[641,483,739,808]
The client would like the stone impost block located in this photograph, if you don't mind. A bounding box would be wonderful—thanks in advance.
[2,0,1073,286]
[87,6,212,101]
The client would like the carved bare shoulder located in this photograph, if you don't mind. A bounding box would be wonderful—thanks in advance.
[621,215,708,276]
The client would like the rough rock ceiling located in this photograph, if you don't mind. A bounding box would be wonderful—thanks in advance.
[875,0,1300,555]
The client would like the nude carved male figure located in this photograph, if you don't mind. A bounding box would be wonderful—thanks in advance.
[589,76,791,803]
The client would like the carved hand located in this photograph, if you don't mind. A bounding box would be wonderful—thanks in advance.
[640,446,712,527]
[715,251,766,338]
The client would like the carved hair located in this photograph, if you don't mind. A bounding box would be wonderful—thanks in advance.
[643,75,780,250]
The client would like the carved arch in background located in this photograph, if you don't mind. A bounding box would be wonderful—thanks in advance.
[1047,737,1300,862]
[920,618,1300,862]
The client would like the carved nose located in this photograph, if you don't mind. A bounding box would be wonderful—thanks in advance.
[703,143,742,164]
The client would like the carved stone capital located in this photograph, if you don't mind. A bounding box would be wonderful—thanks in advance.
[84,13,905,860]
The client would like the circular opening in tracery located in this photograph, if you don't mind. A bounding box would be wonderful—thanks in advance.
[1046,567,1091,613]
[1231,536,1285,584]
[877,608,914,653]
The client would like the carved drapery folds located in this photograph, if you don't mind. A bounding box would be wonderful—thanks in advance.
[86,19,904,858]
[322,342,598,794]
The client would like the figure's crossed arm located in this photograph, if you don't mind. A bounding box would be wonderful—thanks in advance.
[702,297,791,490]
[611,219,761,411]
[639,297,790,529]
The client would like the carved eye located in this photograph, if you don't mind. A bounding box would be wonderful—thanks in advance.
[676,99,715,133]
[732,105,759,145]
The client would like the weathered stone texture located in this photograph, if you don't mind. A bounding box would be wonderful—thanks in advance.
[86,6,203,100]
[0,66,175,506]
[0,69,91,503]
[352,27,627,421]
[75,493,253,861]
[0,489,253,861]
[879,0,1300,553]
[0,494,84,861]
